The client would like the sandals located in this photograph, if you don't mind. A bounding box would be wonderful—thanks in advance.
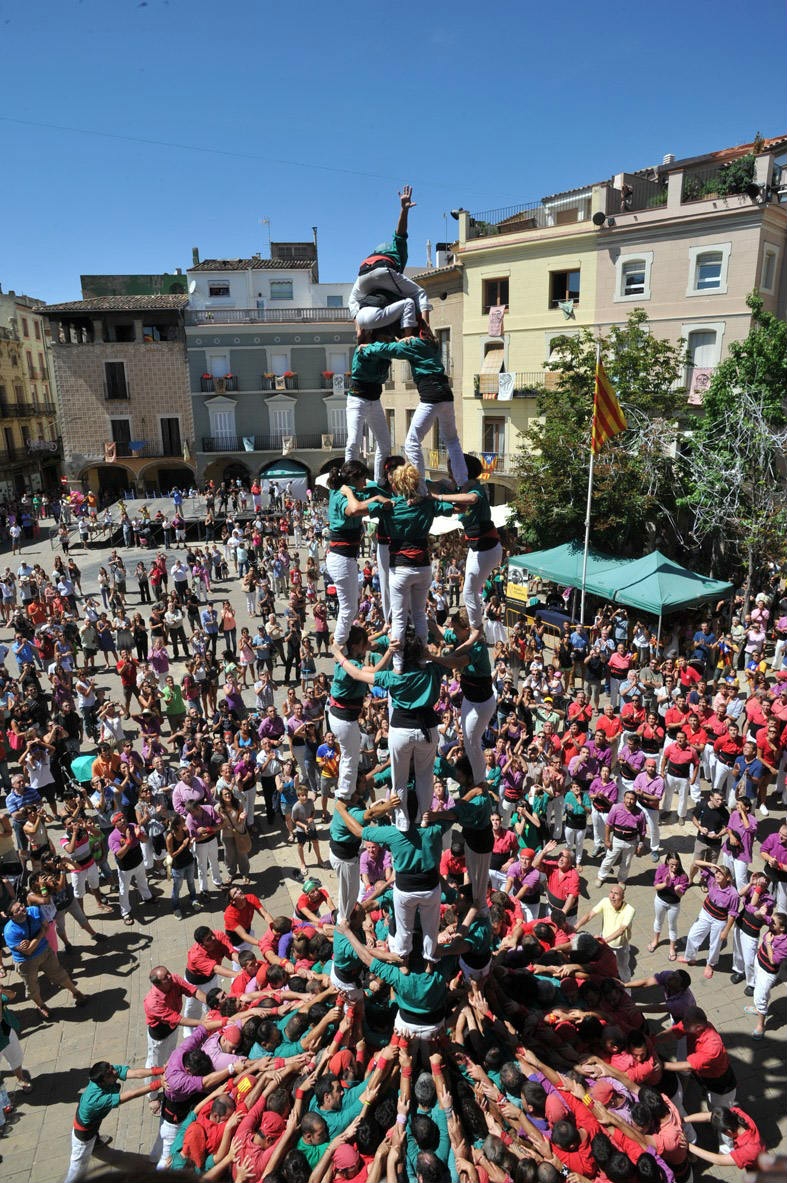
[647,941,659,953]
[668,951,677,961]
[122,916,134,926]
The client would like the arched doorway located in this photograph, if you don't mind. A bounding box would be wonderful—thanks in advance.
[138,463,196,496]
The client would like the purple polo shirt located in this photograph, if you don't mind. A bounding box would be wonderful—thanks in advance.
[172,774,209,817]
[760,832,787,881]
[185,803,221,840]
[589,775,618,809]
[632,770,665,806]
[723,811,758,863]
[618,745,646,782]
[258,716,285,742]
[653,970,696,1020]
[701,868,739,916]
[568,753,598,787]
[506,864,542,898]
[607,802,646,840]
[586,740,614,770]
[164,1025,211,1101]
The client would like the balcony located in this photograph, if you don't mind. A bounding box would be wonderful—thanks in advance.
[200,375,239,393]
[428,448,515,475]
[261,375,299,391]
[186,307,352,326]
[0,402,36,418]
[473,372,549,399]
[468,199,590,239]
[201,430,347,453]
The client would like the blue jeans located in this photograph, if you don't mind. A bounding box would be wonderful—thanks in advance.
[171,862,197,905]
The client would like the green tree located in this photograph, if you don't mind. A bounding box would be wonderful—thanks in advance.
[678,293,787,603]
[510,309,686,554]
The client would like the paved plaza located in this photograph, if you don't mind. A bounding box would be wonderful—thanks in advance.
[0,530,784,1183]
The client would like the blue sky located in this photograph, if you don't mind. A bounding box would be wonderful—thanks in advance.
[2,0,785,302]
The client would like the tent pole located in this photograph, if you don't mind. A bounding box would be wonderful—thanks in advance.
[657,613,663,653]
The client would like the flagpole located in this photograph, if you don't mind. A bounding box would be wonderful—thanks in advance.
[580,342,601,626]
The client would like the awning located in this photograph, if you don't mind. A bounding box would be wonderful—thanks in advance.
[480,347,505,375]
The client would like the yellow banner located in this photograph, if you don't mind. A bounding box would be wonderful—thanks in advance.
[506,579,530,604]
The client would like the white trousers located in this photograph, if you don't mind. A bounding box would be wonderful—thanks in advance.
[591,809,608,849]
[183,977,216,1019]
[643,806,660,853]
[405,401,467,488]
[684,910,726,966]
[662,774,691,819]
[356,297,417,331]
[771,879,787,912]
[465,848,492,911]
[753,961,780,1016]
[732,926,758,986]
[712,759,734,798]
[146,1027,179,1073]
[389,725,438,831]
[329,852,361,923]
[546,795,565,841]
[344,395,391,485]
[377,542,391,621]
[193,837,222,892]
[326,551,359,648]
[389,565,431,666]
[328,710,362,801]
[463,544,503,632]
[117,861,152,918]
[65,1132,98,1183]
[614,945,632,983]
[391,883,441,961]
[153,1118,180,1170]
[598,837,636,883]
[719,851,750,891]
[564,825,587,865]
[461,693,497,782]
[653,897,681,941]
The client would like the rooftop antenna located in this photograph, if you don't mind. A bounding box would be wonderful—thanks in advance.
[259,218,271,255]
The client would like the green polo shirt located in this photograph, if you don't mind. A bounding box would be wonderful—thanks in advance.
[373,664,442,711]
[329,660,367,707]
[362,337,444,381]
[370,958,449,1017]
[310,1079,367,1138]
[361,822,446,875]
[75,1065,128,1134]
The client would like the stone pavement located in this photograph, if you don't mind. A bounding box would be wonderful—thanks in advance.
[0,532,784,1182]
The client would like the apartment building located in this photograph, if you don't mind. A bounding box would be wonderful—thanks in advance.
[0,289,61,499]
[186,240,355,488]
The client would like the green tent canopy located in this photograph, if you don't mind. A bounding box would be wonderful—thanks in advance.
[507,541,630,587]
[508,542,732,618]
[586,549,733,616]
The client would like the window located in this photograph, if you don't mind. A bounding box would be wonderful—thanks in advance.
[326,350,347,375]
[687,243,731,296]
[208,404,237,445]
[761,244,779,294]
[269,351,289,376]
[110,418,132,456]
[104,361,129,400]
[21,318,29,337]
[695,252,723,290]
[406,408,415,432]
[4,427,15,454]
[436,328,451,373]
[268,402,295,443]
[114,324,135,342]
[38,353,45,376]
[549,270,580,307]
[327,404,346,443]
[482,278,508,314]
[482,417,505,455]
[26,351,35,378]
[270,280,294,301]
[385,409,396,447]
[622,261,645,295]
[34,321,41,339]
[208,283,231,298]
[206,352,230,379]
[160,417,182,456]
[326,295,343,308]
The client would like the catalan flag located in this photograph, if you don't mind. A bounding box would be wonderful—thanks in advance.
[591,360,627,455]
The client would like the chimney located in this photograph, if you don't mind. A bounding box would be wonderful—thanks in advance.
[311,226,319,283]
[425,239,433,269]
[175,267,182,275]
[192,247,200,266]
[663,153,675,165]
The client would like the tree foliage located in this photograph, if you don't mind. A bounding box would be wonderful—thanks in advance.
[510,309,686,554]
[677,293,787,592]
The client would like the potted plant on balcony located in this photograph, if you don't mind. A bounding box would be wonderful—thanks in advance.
[262,372,275,391]
[224,372,238,391]
[200,372,214,392]
[283,370,298,390]
[321,370,334,389]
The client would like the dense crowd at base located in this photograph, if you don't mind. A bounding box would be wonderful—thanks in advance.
[0,466,783,1183]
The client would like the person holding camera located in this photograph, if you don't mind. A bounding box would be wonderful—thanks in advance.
[59,812,113,915]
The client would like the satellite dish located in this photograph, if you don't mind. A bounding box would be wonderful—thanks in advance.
[188,280,197,294]
[592,211,607,227]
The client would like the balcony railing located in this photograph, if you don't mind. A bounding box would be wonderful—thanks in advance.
[0,402,36,418]
[468,201,590,239]
[428,448,515,475]
[201,430,347,453]
[200,375,239,393]
[614,178,668,212]
[474,372,548,398]
[681,155,756,204]
[186,307,352,326]
[261,375,299,391]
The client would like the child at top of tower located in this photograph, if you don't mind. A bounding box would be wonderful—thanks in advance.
[348,186,431,340]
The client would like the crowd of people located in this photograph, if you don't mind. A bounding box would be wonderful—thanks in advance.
[0,191,784,1182]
